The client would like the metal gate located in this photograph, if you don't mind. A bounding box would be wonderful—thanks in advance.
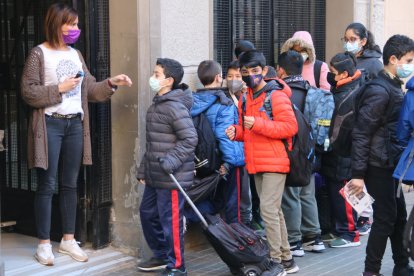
[0,0,112,249]
[214,0,326,74]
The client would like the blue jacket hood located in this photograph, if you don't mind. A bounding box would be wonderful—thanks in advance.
[191,88,233,116]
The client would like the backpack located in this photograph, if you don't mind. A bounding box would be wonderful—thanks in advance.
[330,77,398,159]
[192,112,221,178]
[329,84,360,156]
[262,90,315,187]
[303,83,335,148]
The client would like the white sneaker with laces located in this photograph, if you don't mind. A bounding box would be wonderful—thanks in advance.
[59,239,88,262]
[34,243,54,266]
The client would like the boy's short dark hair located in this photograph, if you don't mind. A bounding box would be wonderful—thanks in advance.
[227,60,240,72]
[239,50,266,69]
[156,58,184,89]
[330,52,357,76]
[383,35,414,65]
[278,50,303,76]
[235,40,256,59]
[265,66,277,79]
[197,60,222,86]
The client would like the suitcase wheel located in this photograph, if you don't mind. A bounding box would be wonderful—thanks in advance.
[241,265,261,276]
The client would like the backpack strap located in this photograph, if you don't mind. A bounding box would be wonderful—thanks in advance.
[263,90,273,119]
[313,60,323,88]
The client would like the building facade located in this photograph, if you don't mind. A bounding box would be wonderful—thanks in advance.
[1,0,413,259]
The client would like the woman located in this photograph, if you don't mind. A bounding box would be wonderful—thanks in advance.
[21,3,132,266]
[343,22,383,81]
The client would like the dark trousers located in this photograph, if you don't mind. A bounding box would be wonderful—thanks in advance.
[214,167,249,224]
[250,174,262,222]
[326,177,359,242]
[35,116,83,240]
[140,185,185,270]
[364,165,409,273]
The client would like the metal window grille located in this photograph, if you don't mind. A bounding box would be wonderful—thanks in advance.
[214,0,326,72]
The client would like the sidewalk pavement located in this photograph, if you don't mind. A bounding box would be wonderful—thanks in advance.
[2,191,414,276]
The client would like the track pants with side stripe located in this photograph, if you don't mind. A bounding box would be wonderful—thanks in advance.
[140,185,185,270]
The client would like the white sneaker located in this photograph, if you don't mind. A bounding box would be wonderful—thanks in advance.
[34,243,54,266]
[59,239,88,262]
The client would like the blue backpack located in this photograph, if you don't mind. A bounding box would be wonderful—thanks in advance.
[303,83,335,148]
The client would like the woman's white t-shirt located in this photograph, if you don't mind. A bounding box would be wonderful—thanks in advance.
[39,44,84,117]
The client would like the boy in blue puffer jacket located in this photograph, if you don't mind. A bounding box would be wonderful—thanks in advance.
[192,60,245,223]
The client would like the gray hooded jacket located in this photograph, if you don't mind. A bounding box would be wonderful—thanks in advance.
[137,84,198,189]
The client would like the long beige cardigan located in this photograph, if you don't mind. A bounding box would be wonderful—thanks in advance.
[20,46,114,170]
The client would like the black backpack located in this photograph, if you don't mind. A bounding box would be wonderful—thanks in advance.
[192,112,221,178]
[329,78,395,158]
[262,90,315,187]
[329,85,361,156]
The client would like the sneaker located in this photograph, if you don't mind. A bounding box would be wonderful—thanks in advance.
[303,235,326,253]
[289,241,305,257]
[321,232,337,242]
[282,258,299,274]
[249,219,265,231]
[329,237,361,248]
[34,243,54,266]
[357,219,372,236]
[137,257,169,272]
[392,264,414,276]
[159,267,187,276]
[59,239,88,262]
[262,260,287,276]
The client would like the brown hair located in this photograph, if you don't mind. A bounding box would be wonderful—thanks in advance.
[44,3,78,48]
[197,60,222,86]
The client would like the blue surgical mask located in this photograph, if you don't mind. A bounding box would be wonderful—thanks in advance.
[396,63,414,79]
[343,41,361,54]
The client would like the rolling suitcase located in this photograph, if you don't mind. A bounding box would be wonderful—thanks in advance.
[169,174,272,276]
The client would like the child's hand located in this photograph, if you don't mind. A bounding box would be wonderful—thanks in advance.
[138,179,145,185]
[219,164,228,176]
[225,125,236,140]
[243,116,255,129]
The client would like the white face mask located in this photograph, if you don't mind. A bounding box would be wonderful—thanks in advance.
[149,76,166,93]
[301,52,309,62]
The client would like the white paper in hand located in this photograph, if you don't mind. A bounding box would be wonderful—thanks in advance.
[339,181,374,214]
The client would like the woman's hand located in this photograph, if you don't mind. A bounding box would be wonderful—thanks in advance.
[109,74,132,87]
[58,77,82,93]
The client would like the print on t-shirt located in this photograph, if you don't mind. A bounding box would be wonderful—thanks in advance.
[56,59,82,98]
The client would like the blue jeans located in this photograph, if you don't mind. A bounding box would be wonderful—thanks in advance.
[35,115,83,240]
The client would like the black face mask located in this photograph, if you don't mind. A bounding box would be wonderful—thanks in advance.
[242,74,263,89]
[327,72,337,87]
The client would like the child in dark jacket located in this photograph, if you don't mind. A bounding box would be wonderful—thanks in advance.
[348,35,414,276]
[136,58,197,276]
[321,52,363,249]
[191,60,245,224]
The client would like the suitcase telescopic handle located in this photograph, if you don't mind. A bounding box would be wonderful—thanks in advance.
[169,174,208,227]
